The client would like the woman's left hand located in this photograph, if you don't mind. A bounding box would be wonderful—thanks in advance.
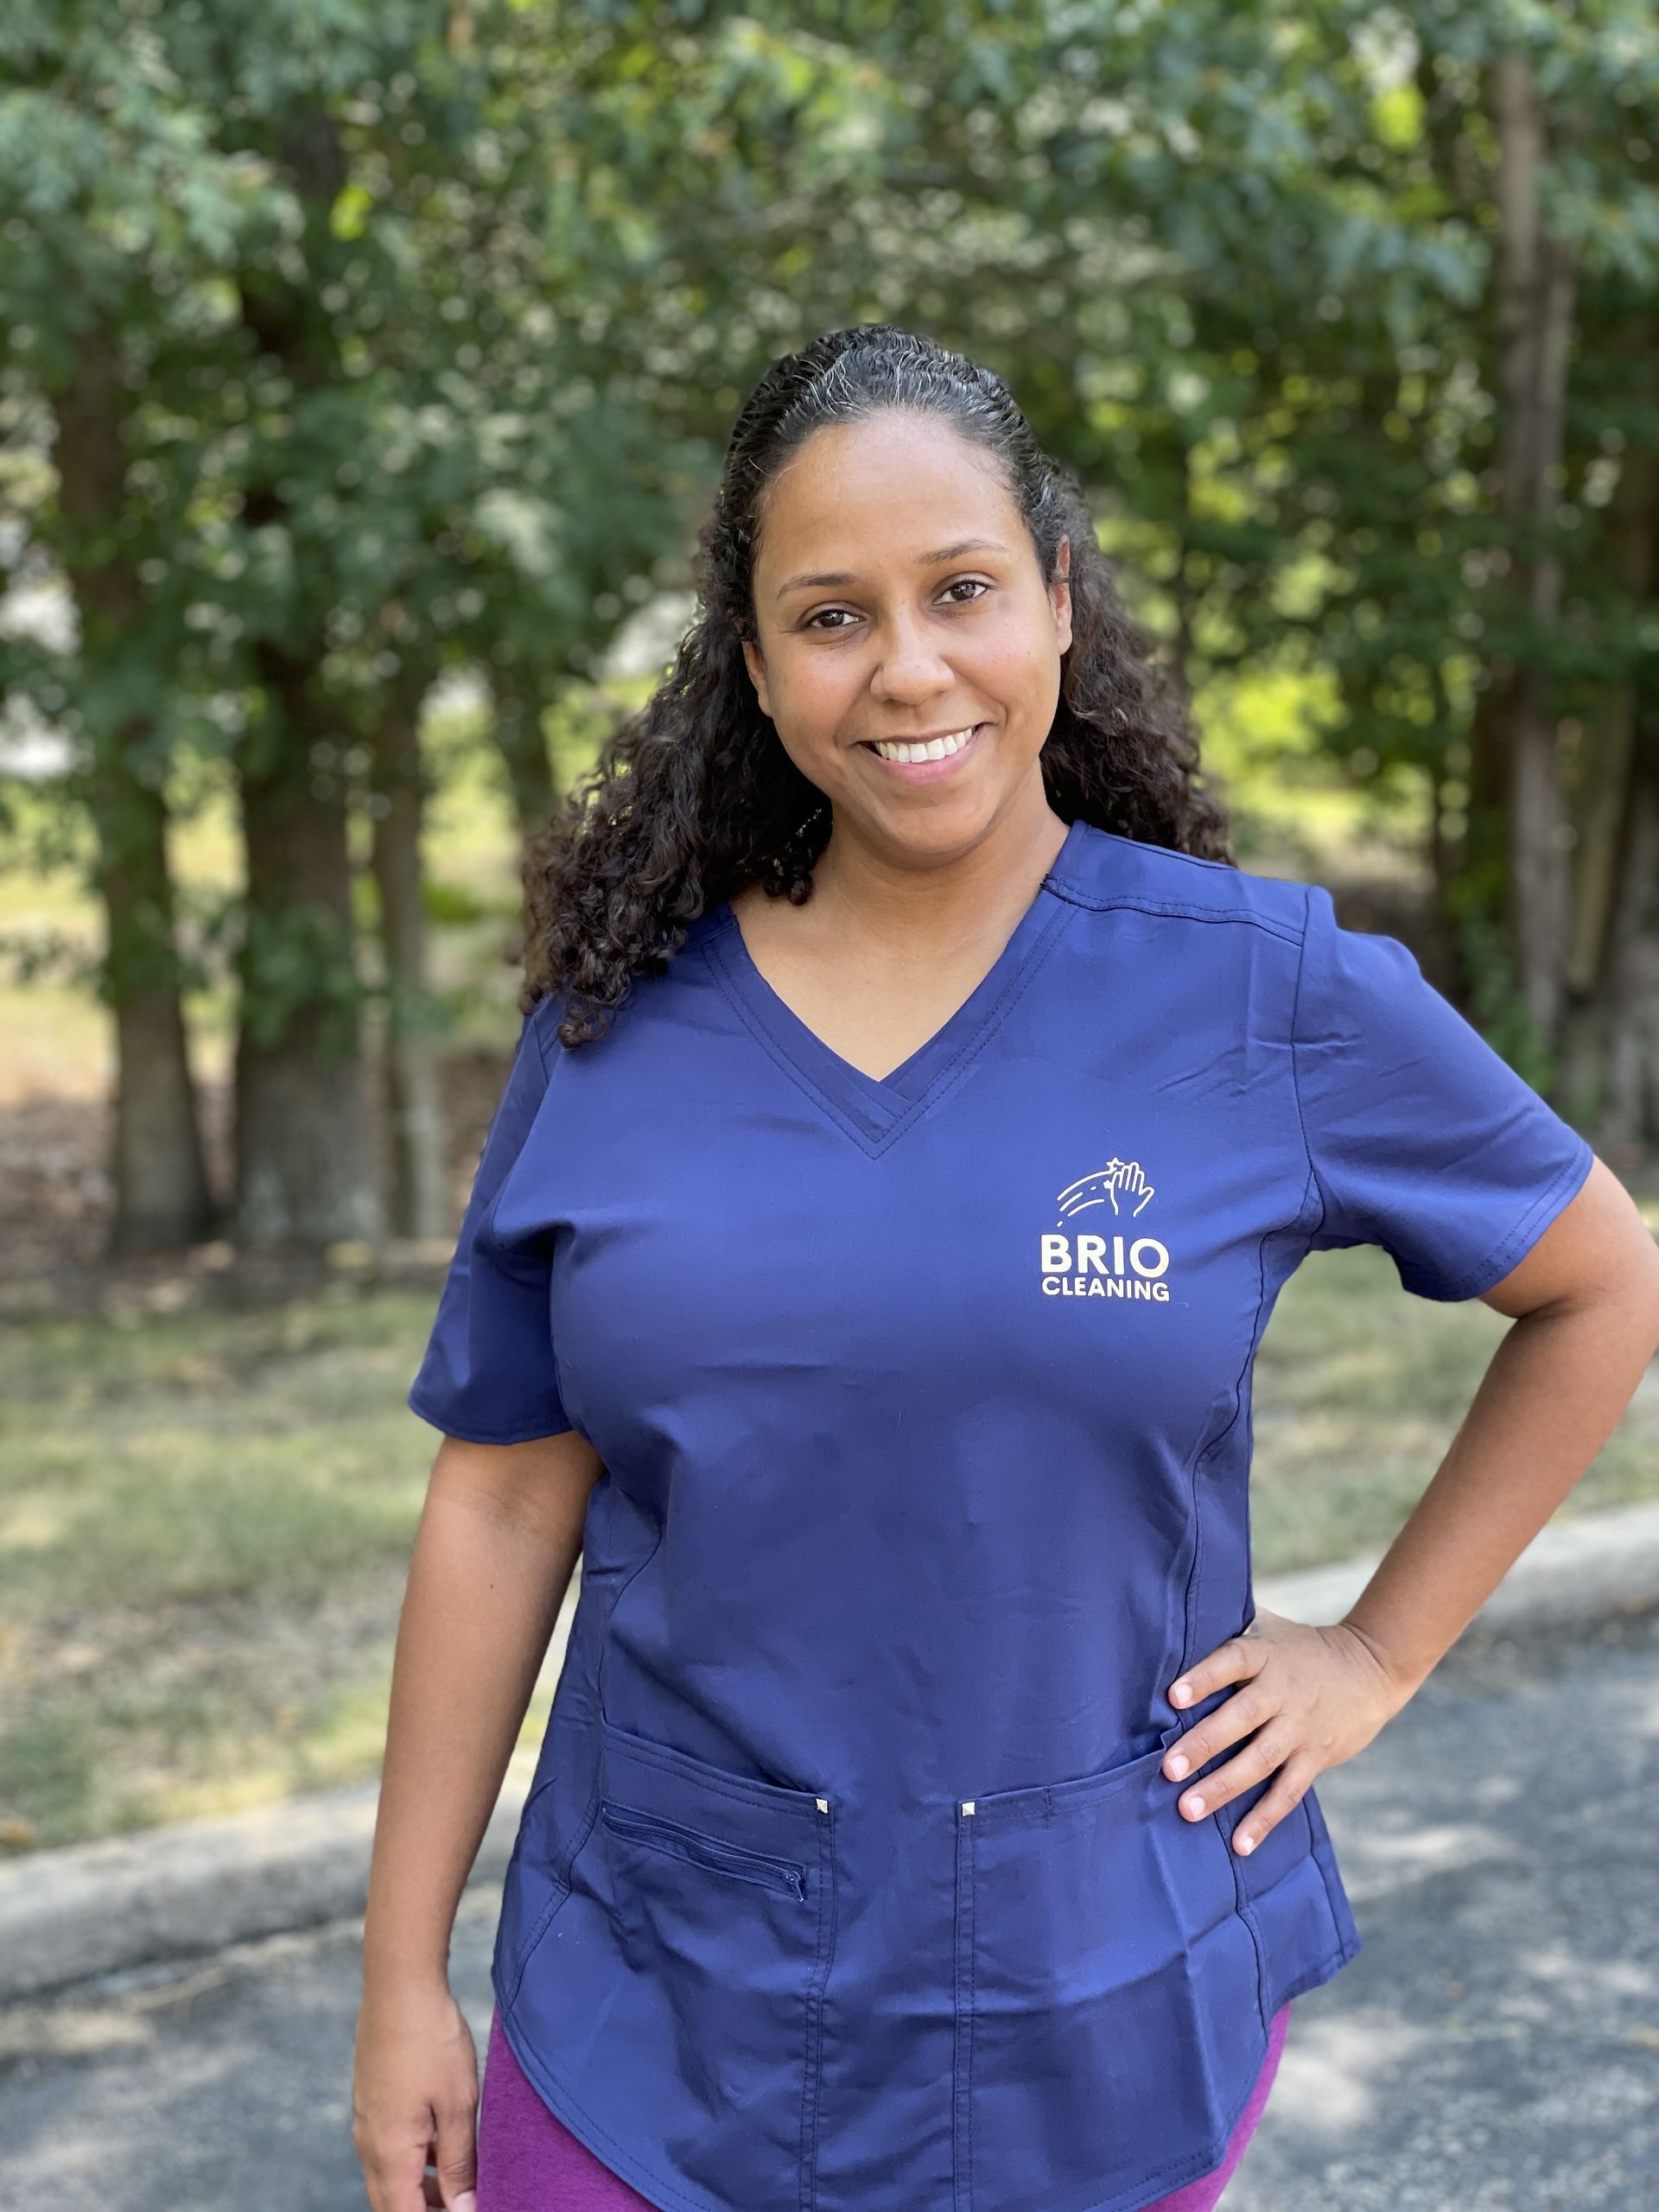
[1162,1608,1409,1856]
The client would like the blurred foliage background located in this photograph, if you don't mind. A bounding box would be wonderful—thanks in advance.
[3,0,1657,1848]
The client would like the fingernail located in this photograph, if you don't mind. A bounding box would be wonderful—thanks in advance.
[1172,1682,1191,1705]
[1166,1753,1189,1779]
[454,2194,477,2212]
[1183,1794,1205,1817]
[1236,1832,1255,1854]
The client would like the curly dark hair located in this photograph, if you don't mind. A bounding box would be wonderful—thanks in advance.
[522,322,1231,1047]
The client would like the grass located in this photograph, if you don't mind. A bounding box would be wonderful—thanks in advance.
[0,1284,472,1847]
[1251,1232,1659,1573]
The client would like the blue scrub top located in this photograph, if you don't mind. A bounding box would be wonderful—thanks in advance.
[409,816,1593,2212]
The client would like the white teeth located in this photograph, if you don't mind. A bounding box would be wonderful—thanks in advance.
[870,728,976,763]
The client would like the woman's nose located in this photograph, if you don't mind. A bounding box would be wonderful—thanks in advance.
[867,608,957,702]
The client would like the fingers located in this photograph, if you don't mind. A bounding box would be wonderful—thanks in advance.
[359,2112,475,2212]
[1167,1627,1269,1713]
[431,2098,479,2212]
[1170,1723,1313,1854]
[1224,1757,1314,1857]
[1161,1676,1274,1780]
[357,2140,446,2212]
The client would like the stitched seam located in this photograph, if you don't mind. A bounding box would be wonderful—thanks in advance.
[850,895,1078,1152]
[461,1011,569,1433]
[957,1808,976,2212]
[1042,881,1301,944]
[960,1814,973,2212]
[599,1719,827,1825]
[478,1025,554,1279]
[529,999,554,1080]
[701,890,1077,1160]
[595,1523,664,1727]
[1175,1210,1276,1678]
[798,1803,836,2212]
[1287,886,1324,1239]
[902,896,1077,1120]
[599,1802,806,1895]
[546,1333,575,1443]
[506,1523,671,2009]
[404,1388,573,1446]
[1051,825,1287,891]
[599,1800,804,1874]
[479,1142,519,1263]
[1217,1789,1309,2041]
[1299,1786,1360,1961]
[499,1529,653,2011]
[1307,1802,1350,1933]
[703,931,893,1160]
[1170,1215,1271,2065]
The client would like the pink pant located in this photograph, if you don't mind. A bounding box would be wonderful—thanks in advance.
[477,1998,1292,2210]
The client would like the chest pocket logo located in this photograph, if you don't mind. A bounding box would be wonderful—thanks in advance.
[1042,1160,1172,1302]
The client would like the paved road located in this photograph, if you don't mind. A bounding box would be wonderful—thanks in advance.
[5,1599,1656,2210]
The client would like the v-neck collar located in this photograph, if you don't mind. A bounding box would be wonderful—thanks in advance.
[701,815,1088,1154]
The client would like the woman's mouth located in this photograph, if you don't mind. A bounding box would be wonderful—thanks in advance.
[858,723,986,779]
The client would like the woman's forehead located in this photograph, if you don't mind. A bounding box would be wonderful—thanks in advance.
[753,417,1018,583]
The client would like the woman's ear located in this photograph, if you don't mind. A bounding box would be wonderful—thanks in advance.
[1051,537,1073,656]
[740,631,773,721]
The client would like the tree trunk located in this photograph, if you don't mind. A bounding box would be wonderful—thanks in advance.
[1567,430,1659,1156]
[1563,429,1653,1095]
[229,108,381,1247]
[493,688,557,845]
[370,673,448,1240]
[92,768,220,1252]
[1491,50,1577,1051]
[1591,703,1659,1155]
[232,644,382,1247]
[53,327,216,1252]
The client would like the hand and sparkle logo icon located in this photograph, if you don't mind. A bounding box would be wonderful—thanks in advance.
[1055,1160,1156,1224]
[1043,1160,1170,1300]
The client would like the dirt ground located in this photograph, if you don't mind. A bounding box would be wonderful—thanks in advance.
[0,1044,516,1316]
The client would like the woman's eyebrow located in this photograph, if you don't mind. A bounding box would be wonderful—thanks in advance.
[774,537,1009,599]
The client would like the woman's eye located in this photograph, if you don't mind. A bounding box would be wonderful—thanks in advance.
[803,579,989,632]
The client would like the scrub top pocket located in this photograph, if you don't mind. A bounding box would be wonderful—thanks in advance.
[954,1737,1265,2212]
[505,1709,837,2212]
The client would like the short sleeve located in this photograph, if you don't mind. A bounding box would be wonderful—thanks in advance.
[406,1005,574,1443]
[1292,884,1594,1302]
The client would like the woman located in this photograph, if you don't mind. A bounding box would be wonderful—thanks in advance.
[353,326,1659,2212]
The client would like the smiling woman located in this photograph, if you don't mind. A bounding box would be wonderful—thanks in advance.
[354,326,1657,2212]
[518,322,1228,1061]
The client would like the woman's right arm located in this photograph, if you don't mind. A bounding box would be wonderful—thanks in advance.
[353,1427,604,2212]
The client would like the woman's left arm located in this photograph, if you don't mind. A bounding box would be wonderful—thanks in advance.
[1163,1155,1659,1858]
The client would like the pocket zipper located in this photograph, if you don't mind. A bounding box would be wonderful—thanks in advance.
[600,1798,809,1901]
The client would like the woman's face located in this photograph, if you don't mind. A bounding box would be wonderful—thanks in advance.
[740,411,1071,867]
